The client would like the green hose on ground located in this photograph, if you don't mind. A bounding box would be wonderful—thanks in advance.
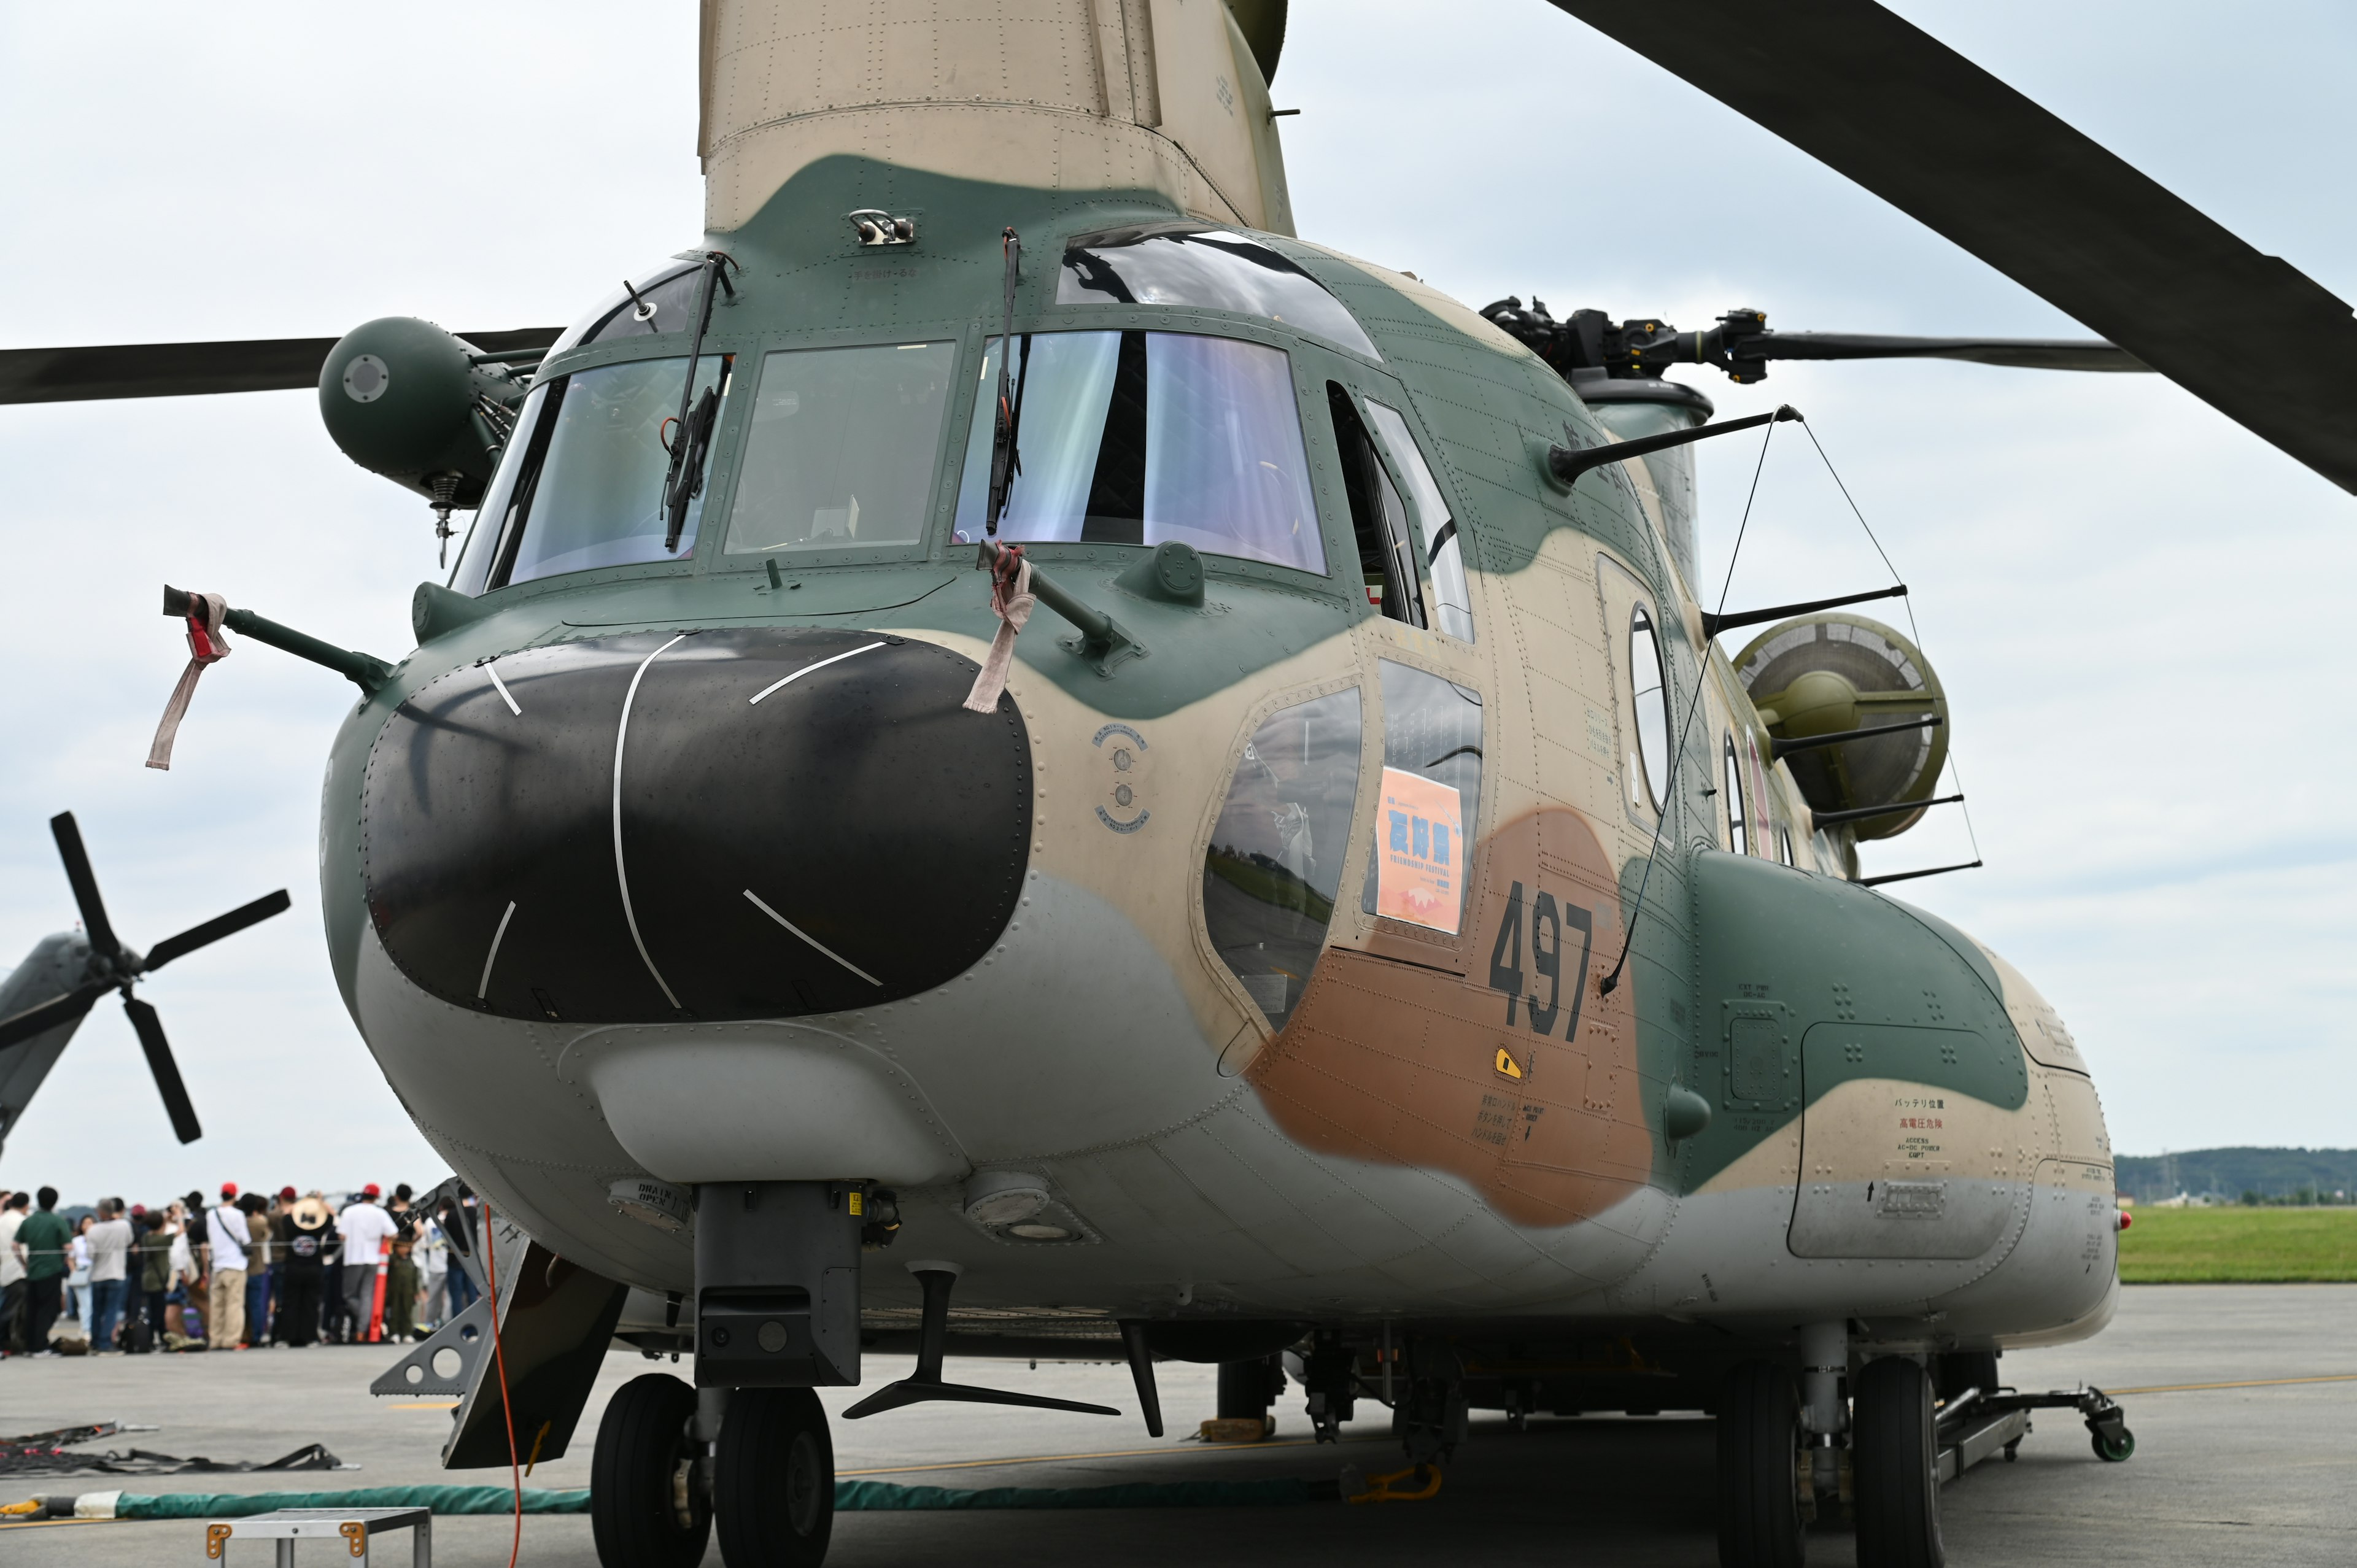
[40,1476,1336,1520]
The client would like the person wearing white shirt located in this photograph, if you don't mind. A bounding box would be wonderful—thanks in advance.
[0,1192,27,1353]
[85,1202,134,1353]
[67,1220,93,1334]
[336,1186,399,1343]
[204,1184,250,1350]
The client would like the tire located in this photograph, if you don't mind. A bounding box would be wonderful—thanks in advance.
[1715,1360,1805,1568]
[591,1373,711,1568]
[716,1386,834,1568]
[1216,1356,1282,1421]
[1854,1358,1943,1568]
[1933,1351,1998,1403]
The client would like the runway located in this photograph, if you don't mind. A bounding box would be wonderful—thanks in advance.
[8,1284,2354,1566]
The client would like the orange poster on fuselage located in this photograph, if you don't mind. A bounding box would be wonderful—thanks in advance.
[1375,767,1463,934]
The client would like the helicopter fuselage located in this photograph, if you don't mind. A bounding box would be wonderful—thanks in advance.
[322,164,2116,1378]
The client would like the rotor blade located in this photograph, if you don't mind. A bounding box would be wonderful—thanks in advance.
[1745,333,2146,373]
[1547,0,2357,493]
[0,983,107,1052]
[122,995,203,1145]
[50,812,122,960]
[0,328,563,404]
[142,889,293,973]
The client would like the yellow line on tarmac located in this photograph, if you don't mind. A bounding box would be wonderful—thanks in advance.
[839,1432,1391,1478]
[2110,1372,2357,1395]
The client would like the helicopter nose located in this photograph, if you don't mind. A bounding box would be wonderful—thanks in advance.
[360,628,1031,1022]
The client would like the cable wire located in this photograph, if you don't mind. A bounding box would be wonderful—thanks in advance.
[479,1202,523,1568]
[1601,416,1779,994]
[1797,422,1984,865]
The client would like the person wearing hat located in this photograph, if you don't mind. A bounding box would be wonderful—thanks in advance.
[336,1184,398,1344]
[204,1182,249,1350]
[274,1193,333,1347]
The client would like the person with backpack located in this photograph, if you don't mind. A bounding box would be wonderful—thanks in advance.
[275,1194,332,1348]
[203,1183,250,1350]
[136,1211,175,1352]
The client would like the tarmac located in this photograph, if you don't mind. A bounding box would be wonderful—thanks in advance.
[5,1284,2353,1566]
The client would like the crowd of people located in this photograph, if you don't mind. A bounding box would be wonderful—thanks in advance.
[0,1180,481,1358]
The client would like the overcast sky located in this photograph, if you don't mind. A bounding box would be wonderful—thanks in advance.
[2,1,2351,1204]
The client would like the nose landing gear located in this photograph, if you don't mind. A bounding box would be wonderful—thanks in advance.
[715,1386,837,1568]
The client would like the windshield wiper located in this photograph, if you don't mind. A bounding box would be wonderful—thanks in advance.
[662,250,737,553]
[983,228,1031,541]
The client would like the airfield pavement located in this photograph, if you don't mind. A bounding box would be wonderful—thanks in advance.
[6,1283,2353,1567]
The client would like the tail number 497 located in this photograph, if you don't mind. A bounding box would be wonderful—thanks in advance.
[1487,881,1593,1038]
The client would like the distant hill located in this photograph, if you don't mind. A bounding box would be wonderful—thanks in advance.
[2115,1148,2357,1204]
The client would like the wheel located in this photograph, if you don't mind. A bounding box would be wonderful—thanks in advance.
[2091,1426,2135,1462]
[1932,1351,1998,1403]
[1715,1360,1805,1568]
[591,1373,710,1568]
[716,1387,834,1568]
[1853,1358,1943,1568]
[1216,1355,1282,1421]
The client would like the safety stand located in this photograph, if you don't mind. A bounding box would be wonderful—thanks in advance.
[203,1507,431,1567]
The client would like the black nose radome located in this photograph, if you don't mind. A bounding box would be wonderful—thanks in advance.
[361,628,1031,1022]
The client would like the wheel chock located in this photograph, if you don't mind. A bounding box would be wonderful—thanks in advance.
[1342,1463,1443,1504]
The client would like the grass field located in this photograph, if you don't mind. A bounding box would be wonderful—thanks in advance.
[2118,1205,2357,1282]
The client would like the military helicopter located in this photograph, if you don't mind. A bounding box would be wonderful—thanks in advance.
[0,813,288,1156]
[3,2,2350,1567]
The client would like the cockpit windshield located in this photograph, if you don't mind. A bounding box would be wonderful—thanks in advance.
[451,353,729,592]
[1059,228,1379,359]
[544,263,705,357]
[950,330,1326,576]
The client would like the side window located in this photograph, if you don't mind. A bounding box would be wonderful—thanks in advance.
[1361,662,1484,935]
[1778,825,1796,867]
[1722,734,1749,855]
[1628,605,1673,813]
[1326,385,1425,627]
[1203,690,1363,1027]
[1363,400,1476,644]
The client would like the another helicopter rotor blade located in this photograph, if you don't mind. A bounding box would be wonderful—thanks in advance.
[1547,0,2357,493]
[122,994,203,1145]
[142,889,294,975]
[50,812,123,960]
[0,328,563,404]
[1740,334,2146,374]
[0,983,109,1052]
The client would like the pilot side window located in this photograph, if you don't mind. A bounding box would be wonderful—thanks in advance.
[1723,734,1749,855]
[951,331,1325,574]
[1328,385,1423,627]
[1203,689,1363,1027]
[1362,400,1476,644]
[1361,661,1484,935]
[1628,605,1673,812]
[463,352,732,592]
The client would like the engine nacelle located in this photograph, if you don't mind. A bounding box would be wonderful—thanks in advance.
[317,317,526,510]
[1733,612,1949,840]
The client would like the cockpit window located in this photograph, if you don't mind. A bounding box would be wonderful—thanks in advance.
[470,353,730,590]
[724,341,958,554]
[1059,228,1380,359]
[545,264,705,357]
[951,331,1326,575]
[1723,733,1750,855]
[1361,399,1476,644]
